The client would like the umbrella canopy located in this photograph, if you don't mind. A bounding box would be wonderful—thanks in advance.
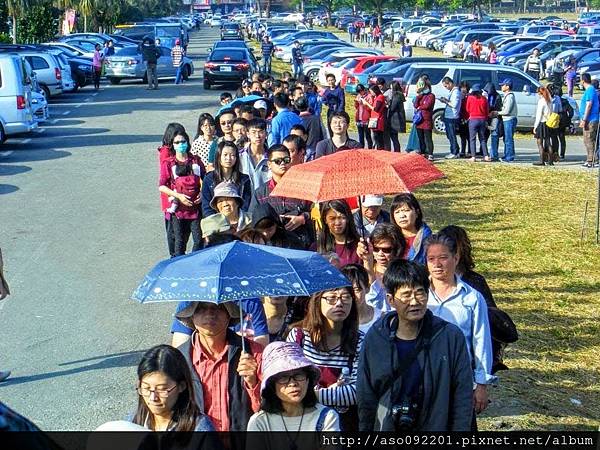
[216,95,272,116]
[270,150,444,202]
[132,241,350,304]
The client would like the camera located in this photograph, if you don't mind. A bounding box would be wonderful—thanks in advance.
[391,398,419,431]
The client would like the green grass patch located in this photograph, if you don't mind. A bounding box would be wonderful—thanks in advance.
[417,163,600,430]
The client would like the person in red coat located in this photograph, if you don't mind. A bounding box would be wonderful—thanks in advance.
[354,84,373,148]
[362,85,387,149]
[465,84,490,161]
[414,78,436,161]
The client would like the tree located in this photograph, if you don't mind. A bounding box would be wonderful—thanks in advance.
[17,0,59,43]
[78,0,94,32]
[357,0,402,26]
[7,0,30,43]
[305,0,352,26]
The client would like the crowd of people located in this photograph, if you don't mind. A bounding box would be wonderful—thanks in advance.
[126,41,525,441]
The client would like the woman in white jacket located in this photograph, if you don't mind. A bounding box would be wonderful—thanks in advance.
[533,86,552,166]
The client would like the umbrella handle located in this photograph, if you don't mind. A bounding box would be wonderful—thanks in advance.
[239,300,246,353]
[357,195,366,240]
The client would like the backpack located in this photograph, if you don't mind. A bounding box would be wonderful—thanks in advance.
[172,163,200,212]
[546,98,561,129]
[559,97,574,128]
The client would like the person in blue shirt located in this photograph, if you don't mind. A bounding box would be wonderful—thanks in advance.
[425,233,496,428]
[291,41,303,79]
[320,74,346,134]
[579,73,600,168]
[261,35,274,73]
[268,93,303,147]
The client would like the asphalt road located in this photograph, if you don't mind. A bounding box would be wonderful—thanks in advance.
[0,26,592,431]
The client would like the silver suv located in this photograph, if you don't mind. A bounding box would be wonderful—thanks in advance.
[0,54,37,142]
[19,51,64,98]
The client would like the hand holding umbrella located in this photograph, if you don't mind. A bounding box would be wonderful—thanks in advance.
[237,352,259,388]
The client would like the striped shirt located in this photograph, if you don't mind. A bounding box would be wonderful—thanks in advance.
[287,327,364,407]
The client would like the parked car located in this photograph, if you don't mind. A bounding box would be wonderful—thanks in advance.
[221,22,243,40]
[210,17,223,27]
[15,50,64,98]
[444,30,512,58]
[209,40,252,53]
[304,49,384,83]
[340,55,397,91]
[405,25,441,45]
[401,61,579,133]
[272,30,339,46]
[39,43,94,89]
[275,39,351,62]
[104,46,194,84]
[203,47,259,89]
[0,54,37,142]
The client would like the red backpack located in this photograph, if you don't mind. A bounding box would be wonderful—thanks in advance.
[173,163,200,212]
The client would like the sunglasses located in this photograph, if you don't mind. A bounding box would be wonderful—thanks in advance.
[173,140,187,144]
[373,246,394,254]
[270,157,291,165]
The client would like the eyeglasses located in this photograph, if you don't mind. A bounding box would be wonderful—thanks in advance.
[322,293,352,305]
[373,246,394,254]
[270,157,291,165]
[137,385,178,398]
[275,372,308,385]
[173,140,186,144]
[392,289,428,304]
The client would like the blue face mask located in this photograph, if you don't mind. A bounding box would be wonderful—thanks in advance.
[174,142,188,153]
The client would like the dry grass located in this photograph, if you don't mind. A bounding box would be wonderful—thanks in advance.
[417,162,600,430]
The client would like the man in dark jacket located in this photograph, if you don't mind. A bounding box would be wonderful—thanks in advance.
[357,259,473,432]
[315,111,360,158]
[296,95,325,157]
[261,35,274,73]
[249,145,313,248]
[320,73,346,127]
[141,37,160,90]
[291,40,303,79]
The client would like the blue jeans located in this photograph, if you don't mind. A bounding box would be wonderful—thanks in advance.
[174,64,183,84]
[262,55,271,73]
[502,117,517,161]
[293,62,303,78]
[443,117,459,155]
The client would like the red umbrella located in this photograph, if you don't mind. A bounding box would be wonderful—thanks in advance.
[270,150,445,202]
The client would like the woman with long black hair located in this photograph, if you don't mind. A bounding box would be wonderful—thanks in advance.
[317,200,361,267]
[388,81,406,152]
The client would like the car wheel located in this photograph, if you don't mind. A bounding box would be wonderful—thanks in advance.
[203,80,211,90]
[432,110,446,134]
[109,77,121,85]
[41,85,51,100]
[307,69,319,83]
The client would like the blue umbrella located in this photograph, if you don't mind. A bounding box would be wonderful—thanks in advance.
[132,241,350,303]
[216,95,270,116]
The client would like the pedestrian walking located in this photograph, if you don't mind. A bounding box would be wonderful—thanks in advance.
[287,287,364,431]
[413,79,435,161]
[532,86,553,166]
[524,48,542,81]
[439,76,461,158]
[142,37,160,90]
[579,73,600,168]
[131,345,217,432]
[387,81,406,152]
[158,129,205,256]
[564,56,577,98]
[357,259,474,432]
[171,39,185,85]
[320,74,346,128]
[495,79,518,162]
[291,41,303,79]
[261,35,274,73]
[425,233,496,429]
[92,44,103,90]
[348,22,356,43]
[466,84,490,161]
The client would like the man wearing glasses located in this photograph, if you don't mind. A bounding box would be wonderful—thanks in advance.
[249,145,313,249]
[217,110,236,143]
[357,259,473,432]
[315,111,360,158]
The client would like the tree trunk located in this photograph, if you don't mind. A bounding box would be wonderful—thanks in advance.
[327,9,332,26]
[84,15,87,33]
[12,15,17,44]
[255,0,261,18]
[266,0,271,18]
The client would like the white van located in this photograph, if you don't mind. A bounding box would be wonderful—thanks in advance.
[402,61,579,133]
[0,54,37,143]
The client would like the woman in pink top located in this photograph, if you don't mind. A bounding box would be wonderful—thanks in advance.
[92,44,103,90]
[487,43,497,64]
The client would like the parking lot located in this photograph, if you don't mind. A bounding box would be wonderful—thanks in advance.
[0,27,224,430]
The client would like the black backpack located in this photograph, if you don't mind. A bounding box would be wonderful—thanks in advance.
[559,97,573,128]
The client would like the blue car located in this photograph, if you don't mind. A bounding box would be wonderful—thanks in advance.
[497,41,542,63]
[272,30,339,46]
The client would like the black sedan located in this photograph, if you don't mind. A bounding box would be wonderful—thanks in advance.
[203,48,259,89]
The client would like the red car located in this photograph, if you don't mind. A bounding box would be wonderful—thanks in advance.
[340,55,397,89]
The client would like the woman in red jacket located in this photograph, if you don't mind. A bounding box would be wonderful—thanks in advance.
[354,84,373,149]
[465,84,490,162]
[413,78,436,161]
[363,85,387,149]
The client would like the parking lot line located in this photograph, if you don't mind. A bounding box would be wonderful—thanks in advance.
[21,139,31,144]
[62,111,71,116]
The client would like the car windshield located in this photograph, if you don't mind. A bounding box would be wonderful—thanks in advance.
[216,41,245,48]
[155,27,180,38]
[223,24,239,29]
[115,46,139,56]
[211,50,245,61]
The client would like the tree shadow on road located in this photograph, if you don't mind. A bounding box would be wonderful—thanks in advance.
[0,350,147,388]
[0,184,19,194]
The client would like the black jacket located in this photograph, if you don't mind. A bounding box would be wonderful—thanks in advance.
[357,310,473,431]
[201,171,252,217]
[315,137,361,158]
[141,43,160,64]
[388,93,407,133]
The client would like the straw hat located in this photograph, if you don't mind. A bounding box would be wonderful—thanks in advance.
[175,301,240,329]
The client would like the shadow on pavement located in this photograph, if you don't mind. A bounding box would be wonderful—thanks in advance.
[0,184,19,195]
[0,350,147,387]
[0,164,32,176]
[0,149,71,164]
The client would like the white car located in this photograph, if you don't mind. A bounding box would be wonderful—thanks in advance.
[210,18,222,27]
[318,57,356,85]
[282,13,304,23]
[405,26,440,45]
